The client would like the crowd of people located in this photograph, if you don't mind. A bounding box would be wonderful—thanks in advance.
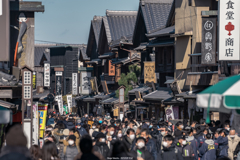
[0,111,240,160]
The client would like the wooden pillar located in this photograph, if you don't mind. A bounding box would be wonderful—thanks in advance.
[87,102,89,115]
[149,106,152,119]
[135,107,137,119]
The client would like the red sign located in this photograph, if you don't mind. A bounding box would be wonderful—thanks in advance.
[225,22,234,36]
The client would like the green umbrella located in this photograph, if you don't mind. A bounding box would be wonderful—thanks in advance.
[197,74,240,123]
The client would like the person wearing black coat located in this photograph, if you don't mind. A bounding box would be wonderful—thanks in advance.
[140,129,158,160]
[159,135,184,160]
[234,141,240,160]
[174,121,184,138]
[93,132,110,159]
[122,128,136,151]
[175,136,194,160]
[131,137,154,160]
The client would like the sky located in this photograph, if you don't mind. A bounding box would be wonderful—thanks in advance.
[25,0,139,44]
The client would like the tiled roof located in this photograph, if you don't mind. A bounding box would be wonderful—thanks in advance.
[143,87,172,101]
[86,16,103,57]
[128,86,152,95]
[79,45,89,61]
[34,44,55,66]
[92,16,103,47]
[106,10,137,46]
[140,0,173,34]
[147,25,175,37]
[102,16,112,44]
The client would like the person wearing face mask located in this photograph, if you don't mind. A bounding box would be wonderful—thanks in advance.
[197,128,208,148]
[93,133,110,159]
[89,123,99,138]
[174,121,184,138]
[140,129,157,160]
[199,133,218,160]
[131,137,154,160]
[106,125,117,148]
[63,135,79,160]
[227,129,240,160]
[76,122,88,137]
[175,136,194,160]
[115,130,123,141]
[122,128,136,151]
[159,135,184,160]
[183,128,199,160]
[216,129,229,159]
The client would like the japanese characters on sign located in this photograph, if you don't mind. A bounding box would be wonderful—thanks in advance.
[80,72,91,94]
[219,0,240,60]
[67,95,72,112]
[144,62,156,84]
[109,60,115,76]
[72,73,78,95]
[44,63,50,87]
[57,95,63,115]
[55,72,62,95]
[201,18,216,64]
[33,72,36,89]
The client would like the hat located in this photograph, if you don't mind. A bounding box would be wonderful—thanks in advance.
[6,124,27,147]
[92,131,99,139]
[178,136,186,140]
[136,137,146,143]
[76,123,81,126]
[69,135,76,142]
[63,129,70,136]
[96,132,106,139]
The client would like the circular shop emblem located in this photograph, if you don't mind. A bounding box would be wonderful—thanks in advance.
[205,53,212,62]
[204,21,214,30]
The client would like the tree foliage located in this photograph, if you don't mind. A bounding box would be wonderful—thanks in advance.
[116,64,141,100]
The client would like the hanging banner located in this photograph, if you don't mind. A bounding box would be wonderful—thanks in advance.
[219,0,240,60]
[33,72,36,89]
[201,18,217,64]
[109,60,115,76]
[57,95,63,115]
[144,62,156,84]
[32,102,38,145]
[55,73,62,95]
[90,77,98,93]
[67,95,72,112]
[80,72,91,94]
[63,105,68,114]
[44,63,50,87]
[165,105,175,120]
[72,73,78,95]
[38,104,48,138]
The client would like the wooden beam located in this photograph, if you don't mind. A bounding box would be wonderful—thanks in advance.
[10,1,45,12]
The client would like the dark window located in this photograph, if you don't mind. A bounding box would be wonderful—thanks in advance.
[167,47,173,65]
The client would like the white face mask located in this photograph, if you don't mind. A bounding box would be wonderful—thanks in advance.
[182,140,187,145]
[162,141,168,147]
[68,140,74,146]
[230,135,235,138]
[146,123,150,126]
[137,142,145,149]
[161,132,166,136]
[108,116,110,118]
[180,126,184,129]
[226,128,230,131]
[92,126,96,129]
[101,138,105,142]
[130,134,135,140]
[118,133,122,138]
[85,115,88,118]
[110,131,114,135]
[77,126,81,129]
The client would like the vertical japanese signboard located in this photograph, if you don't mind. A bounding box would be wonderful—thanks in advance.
[57,95,63,115]
[32,102,38,145]
[144,62,156,84]
[38,104,48,138]
[219,0,240,60]
[32,72,36,89]
[67,94,72,112]
[201,18,217,64]
[72,73,78,95]
[80,72,91,94]
[44,63,50,87]
[55,72,62,95]
[109,60,115,76]
[0,0,10,61]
